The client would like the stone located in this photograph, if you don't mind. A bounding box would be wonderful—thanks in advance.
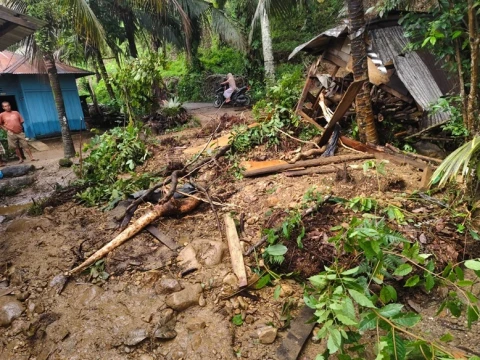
[222,273,238,288]
[125,328,148,346]
[16,291,30,302]
[58,158,73,167]
[139,355,154,360]
[257,326,277,344]
[154,278,182,295]
[46,321,70,343]
[280,283,294,298]
[177,245,201,273]
[6,217,53,233]
[198,295,206,307]
[153,309,177,340]
[75,285,104,308]
[245,315,254,324]
[266,196,279,207]
[165,284,203,311]
[0,296,25,327]
[186,320,206,332]
[191,240,226,266]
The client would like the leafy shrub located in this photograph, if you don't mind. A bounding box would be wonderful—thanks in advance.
[177,72,206,102]
[199,46,247,75]
[76,125,154,207]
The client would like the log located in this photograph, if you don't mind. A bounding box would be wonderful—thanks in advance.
[67,197,200,277]
[284,165,362,177]
[223,213,248,287]
[243,154,373,177]
[385,143,442,164]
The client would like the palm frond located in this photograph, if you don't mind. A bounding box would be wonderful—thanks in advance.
[431,137,480,187]
[60,0,105,47]
[210,8,245,51]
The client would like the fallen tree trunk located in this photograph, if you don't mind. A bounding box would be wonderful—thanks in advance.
[68,197,200,276]
[243,153,373,177]
[284,165,362,177]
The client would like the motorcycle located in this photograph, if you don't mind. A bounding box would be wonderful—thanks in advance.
[213,84,251,108]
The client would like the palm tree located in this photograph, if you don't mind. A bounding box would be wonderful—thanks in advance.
[346,0,378,144]
[5,0,105,158]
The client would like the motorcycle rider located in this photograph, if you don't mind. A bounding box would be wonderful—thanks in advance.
[220,73,236,103]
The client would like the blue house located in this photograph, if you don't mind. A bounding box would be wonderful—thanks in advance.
[0,51,92,138]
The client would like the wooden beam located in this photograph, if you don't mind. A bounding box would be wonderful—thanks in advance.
[298,110,324,132]
[243,154,373,177]
[224,214,248,288]
[379,84,413,103]
[323,52,348,68]
[0,11,42,31]
[295,77,315,114]
[317,79,366,147]
[0,22,17,38]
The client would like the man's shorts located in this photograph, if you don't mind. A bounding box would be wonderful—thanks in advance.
[7,131,28,149]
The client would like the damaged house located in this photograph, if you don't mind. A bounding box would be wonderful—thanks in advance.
[289,13,458,140]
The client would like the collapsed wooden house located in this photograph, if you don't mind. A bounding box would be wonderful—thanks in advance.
[289,13,458,140]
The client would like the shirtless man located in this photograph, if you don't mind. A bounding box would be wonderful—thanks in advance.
[0,102,36,163]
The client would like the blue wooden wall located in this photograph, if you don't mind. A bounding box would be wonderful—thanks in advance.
[0,74,85,138]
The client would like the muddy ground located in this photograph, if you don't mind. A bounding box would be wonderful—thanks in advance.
[1,104,480,360]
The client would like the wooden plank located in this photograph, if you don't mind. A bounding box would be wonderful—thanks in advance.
[240,160,288,172]
[323,51,348,68]
[242,154,373,177]
[183,123,258,155]
[374,152,427,170]
[295,76,315,113]
[298,110,324,132]
[223,214,248,288]
[276,306,316,360]
[0,10,42,30]
[420,166,434,190]
[379,84,413,103]
[145,225,179,250]
[317,79,366,147]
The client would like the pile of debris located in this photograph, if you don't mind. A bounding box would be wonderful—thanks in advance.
[143,107,191,135]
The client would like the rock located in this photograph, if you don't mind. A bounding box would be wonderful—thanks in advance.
[257,326,277,344]
[178,240,226,273]
[413,141,446,159]
[46,321,70,342]
[266,196,279,207]
[245,315,254,324]
[58,158,73,167]
[155,278,182,295]
[280,283,294,298]
[222,273,238,288]
[186,320,206,332]
[125,328,148,346]
[198,295,206,307]
[0,175,35,192]
[75,285,104,308]
[16,291,30,302]
[0,164,35,177]
[0,296,25,327]
[139,355,154,360]
[0,215,5,223]
[153,308,177,339]
[165,283,202,311]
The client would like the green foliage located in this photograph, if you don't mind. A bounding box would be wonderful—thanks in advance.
[113,52,165,118]
[347,197,378,213]
[199,46,247,74]
[430,96,468,137]
[228,70,304,161]
[177,72,206,102]
[83,260,110,284]
[76,125,154,207]
[306,216,480,359]
[232,314,244,326]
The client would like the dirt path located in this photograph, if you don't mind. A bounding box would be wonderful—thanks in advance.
[1,105,478,359]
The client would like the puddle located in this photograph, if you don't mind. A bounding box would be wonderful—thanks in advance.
[0,203,32,216]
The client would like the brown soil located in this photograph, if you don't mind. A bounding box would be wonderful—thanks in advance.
[1,104,480,360]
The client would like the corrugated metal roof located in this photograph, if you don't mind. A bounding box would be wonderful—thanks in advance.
[0,51,93,78]
[0,6,46,51]
[370,26,449,128]
[288,23,348,60]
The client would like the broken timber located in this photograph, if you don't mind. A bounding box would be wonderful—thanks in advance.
[242,154,373,177]
[318,79,365,147]
[223,213,248,287]
[276,306,316,359]
[146,225,179,250]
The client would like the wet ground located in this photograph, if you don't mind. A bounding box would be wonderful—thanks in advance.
[1,104,479,359]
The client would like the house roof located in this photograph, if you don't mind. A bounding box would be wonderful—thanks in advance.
[289,14,456,130]
[0,51,93,78]
[0,6,46,51]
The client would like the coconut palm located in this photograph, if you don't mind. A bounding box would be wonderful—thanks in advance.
[4,0,105,158]
[346,0,378,144]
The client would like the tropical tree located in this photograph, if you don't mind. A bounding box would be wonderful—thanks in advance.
[5,0,104,158]
[346,0,378,144]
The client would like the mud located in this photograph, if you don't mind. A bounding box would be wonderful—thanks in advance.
[1,104,479,359]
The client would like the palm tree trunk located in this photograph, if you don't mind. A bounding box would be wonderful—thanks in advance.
[95,50,115,100]
[260,1,275,84]
[467,0,479,133]
[43,52,75,158]
[347,0,378,144]
[123,12,138,58]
